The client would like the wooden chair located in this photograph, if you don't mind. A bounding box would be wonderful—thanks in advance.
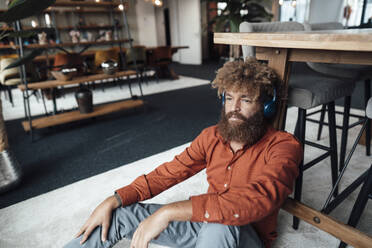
[125,46,156,83]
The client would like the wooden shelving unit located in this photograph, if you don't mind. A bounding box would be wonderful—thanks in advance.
[0,39,132,50]
[54,1,120,7]
[1,25,120,31]
[57,24,123,30]
[22,99,144,131]
[10,0,142,136]
[0,9,124,14]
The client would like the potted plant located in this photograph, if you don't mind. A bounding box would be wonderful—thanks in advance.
[204,0,273,60]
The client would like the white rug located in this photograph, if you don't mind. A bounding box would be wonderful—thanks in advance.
[0,76,371,248]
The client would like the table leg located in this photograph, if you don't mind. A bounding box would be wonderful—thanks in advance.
[257,48,291,130]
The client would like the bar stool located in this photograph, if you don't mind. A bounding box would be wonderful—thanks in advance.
[239,21,357,230]
[303,22,371,171]
[321,98,372,248]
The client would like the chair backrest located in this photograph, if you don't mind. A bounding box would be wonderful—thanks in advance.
[303,22,344,31]
[125,46,147,67]
[367,97,372,119]
[0,58,21,85]
[302,22,361,79]
[94,47,121,69]
[239,21,305,59]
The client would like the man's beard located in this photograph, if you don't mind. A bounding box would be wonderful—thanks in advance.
[217,108,267,147]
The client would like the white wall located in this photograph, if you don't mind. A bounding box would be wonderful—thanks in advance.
[308,0,344,23]
[135,1,158,47]
[168,0,202,65]
[155,7,166,46]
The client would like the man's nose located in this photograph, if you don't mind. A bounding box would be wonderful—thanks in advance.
[231,100,241,111]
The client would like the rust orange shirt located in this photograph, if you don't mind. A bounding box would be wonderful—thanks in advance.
[116,125,302,247]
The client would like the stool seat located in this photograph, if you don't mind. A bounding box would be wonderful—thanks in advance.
[288,63,356,109]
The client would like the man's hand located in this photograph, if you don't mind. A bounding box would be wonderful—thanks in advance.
[75,195,120,244]
[130,200,192,248]
[130,208,170,248]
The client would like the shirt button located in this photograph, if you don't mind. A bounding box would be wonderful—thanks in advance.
[204,211,210,219]
[234,214,239,218]
[227,166,231,170]
[224,183,228,188]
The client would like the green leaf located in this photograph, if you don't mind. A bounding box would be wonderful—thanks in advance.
[0,0,56,23]
[6,30,36,39]
[8,0,27,9]
[4,49,44,70]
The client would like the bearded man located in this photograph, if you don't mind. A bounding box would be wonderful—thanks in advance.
[65,59,303,248]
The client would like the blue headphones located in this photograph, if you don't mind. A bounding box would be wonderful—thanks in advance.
[221,88,277,118]
[263,88,276,118]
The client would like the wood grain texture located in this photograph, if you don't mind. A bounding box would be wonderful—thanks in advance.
[282,198,372,248]
[18,71,137,91]
[214,30,372,51]
[256,47,372,65]
[22,99,144,131]
[54,1,120,7]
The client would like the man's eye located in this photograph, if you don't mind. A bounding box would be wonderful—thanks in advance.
[226,97,232,101]
[242,99,252,103]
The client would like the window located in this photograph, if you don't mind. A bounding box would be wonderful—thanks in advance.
[341,0,372,27]
[280,0,311,23]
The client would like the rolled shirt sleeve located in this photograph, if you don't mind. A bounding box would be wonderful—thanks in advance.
[116,128,211,206]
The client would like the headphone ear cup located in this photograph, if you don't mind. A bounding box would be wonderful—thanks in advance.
[263,88,277,118]
[263,101,276,118]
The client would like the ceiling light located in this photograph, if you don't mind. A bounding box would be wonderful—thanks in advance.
[31,20,37,28]
[154,0,163,7]
[118,4,124,11]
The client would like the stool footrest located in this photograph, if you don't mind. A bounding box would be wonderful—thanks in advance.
[322,169,368,214]
[303,151,331,171]
[305,140,331,151]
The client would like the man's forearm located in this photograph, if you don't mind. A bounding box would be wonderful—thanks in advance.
[159,200,192,221]
[158,200,193,222]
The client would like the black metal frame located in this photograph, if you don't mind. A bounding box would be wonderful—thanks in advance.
[307,79,371,172]
[320,115,371,248]
[292,101,339,229]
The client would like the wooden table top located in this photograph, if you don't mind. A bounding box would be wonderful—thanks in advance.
[214,29,372,51]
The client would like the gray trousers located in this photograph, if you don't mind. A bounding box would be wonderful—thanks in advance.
[64,203,264,248]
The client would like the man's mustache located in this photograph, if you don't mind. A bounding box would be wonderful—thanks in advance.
[225,111,248,122]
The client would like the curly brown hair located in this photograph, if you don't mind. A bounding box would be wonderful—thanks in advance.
[212,58,278,103]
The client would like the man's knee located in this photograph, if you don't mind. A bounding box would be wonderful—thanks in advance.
[195,223,240,248]
[64,203,160,248]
